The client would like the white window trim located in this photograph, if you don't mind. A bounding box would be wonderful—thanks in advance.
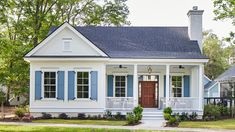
[113,75,127,97]
[170,75,184,97]
[41,70,58,100]
[74,69,91,100]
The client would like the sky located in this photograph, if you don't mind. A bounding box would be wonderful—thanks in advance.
[126,0,235,39]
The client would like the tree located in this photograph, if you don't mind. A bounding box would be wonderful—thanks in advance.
[213,0,235,44]
[203,31,229,79]
[0,0,129,105]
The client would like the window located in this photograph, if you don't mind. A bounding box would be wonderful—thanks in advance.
[171,76,182,97]
[44,72,56,98]
[115,76,126,97]
[77,72,89,98]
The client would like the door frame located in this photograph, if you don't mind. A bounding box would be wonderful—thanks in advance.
[138,74,160,108]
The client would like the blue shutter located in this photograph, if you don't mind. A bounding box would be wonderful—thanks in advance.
[127,75,133,97]
[57,71,65,100]
[35,71,42,100]
[164,75,166,97]
[184,75,190,97]
[91,71,98,100]
[107,75,113,97]
[68,71,75,100]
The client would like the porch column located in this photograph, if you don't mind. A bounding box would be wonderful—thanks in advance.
[198,64,203,110]
[133,64,138,107]
[166,65,170,107]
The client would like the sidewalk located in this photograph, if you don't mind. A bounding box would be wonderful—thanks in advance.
[0,121,235,132]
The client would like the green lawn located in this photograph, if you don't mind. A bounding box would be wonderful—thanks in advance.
[0,125,131,132]
[33,119,127,126]
[179,118,235,129]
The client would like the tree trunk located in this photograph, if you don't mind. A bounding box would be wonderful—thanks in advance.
[5,85,10,106]
[1,102,3,119]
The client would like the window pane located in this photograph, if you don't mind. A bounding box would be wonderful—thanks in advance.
[121,76,125,81]
[83,72,88,78]
[77,79,82,84]
[44,72,49,78]
[171,76,182,97]
[116,76,120,81]
[77,72,82,78]
[50,72,56,78]
[51,79,56,85]
[121,82,125,86]
[83,79,88,84]
[77,86,82,91]
[83,92,89,98]
[84,86,88,91]
[77,92,82,98]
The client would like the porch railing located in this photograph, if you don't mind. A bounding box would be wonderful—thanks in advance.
[160,97,199,110]
[105,97,134,110]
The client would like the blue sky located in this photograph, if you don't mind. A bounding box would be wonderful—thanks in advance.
[126,0,235,39]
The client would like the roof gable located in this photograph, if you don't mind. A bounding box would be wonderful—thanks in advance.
[25,23,108,57]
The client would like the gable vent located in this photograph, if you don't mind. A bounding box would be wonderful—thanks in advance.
[62,38,72,51]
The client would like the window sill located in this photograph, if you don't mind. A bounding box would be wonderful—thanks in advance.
[40,98,59,101]
[73,98,95,102]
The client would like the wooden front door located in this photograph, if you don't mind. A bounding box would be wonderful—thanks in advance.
[140,81,156,108]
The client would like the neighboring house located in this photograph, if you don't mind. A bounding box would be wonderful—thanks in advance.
[214,65,235,97]
[24,7,208,118]
[204,75,220,97]
[0,85,27,106]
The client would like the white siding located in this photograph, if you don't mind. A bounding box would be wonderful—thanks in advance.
[33,27,101,56]
[30,61,106,113]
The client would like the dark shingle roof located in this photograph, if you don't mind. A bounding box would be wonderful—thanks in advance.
[48,26,207,59]
[215,65,235,82]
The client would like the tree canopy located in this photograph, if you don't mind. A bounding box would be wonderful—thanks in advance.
[0,0,130,104]
[203,31,229,79]
[213,0,235,44]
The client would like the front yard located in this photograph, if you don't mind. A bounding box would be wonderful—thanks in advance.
[0,125,132,132]
[33,119,127,126]
[179,118,235,129]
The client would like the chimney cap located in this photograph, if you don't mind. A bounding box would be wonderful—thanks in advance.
[193,6,198,10]
[187,6,204,16]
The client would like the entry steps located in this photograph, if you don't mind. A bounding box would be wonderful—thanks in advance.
[142,108,164,120]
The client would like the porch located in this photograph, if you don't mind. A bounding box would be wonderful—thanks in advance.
[105,64,204,112]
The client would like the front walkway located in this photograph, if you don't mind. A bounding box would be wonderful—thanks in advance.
[0,121,235,132]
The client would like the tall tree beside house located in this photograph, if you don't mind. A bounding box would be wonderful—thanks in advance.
[213,0,235,44]
[0,0,129,105]
[203,31,229,79]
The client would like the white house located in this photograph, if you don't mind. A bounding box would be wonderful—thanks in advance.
[24,7,208,118]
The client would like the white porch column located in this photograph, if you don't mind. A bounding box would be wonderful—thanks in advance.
[166,65,170,107]
[133,64,138,107]
[198,64,203,110]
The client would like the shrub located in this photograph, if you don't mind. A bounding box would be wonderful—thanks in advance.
[168,116,177,125]
[203,104,221,120]
[114,112,125,120]
[133,105,143,121]
[58,113,68,119]
[164,113,171,120]
[219,105,229,116]
[163,107,172,114]
[126,105,143,125]
[15,107,26,118]
[41,112,52,119]
[97,114,102,120]
[104,110,112,119]
[189,112,198,121]
[126,112,135,125]
[180,112,189,121]
[77,113,86,119]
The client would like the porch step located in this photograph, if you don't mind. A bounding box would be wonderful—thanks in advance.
[142,109,164,120]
